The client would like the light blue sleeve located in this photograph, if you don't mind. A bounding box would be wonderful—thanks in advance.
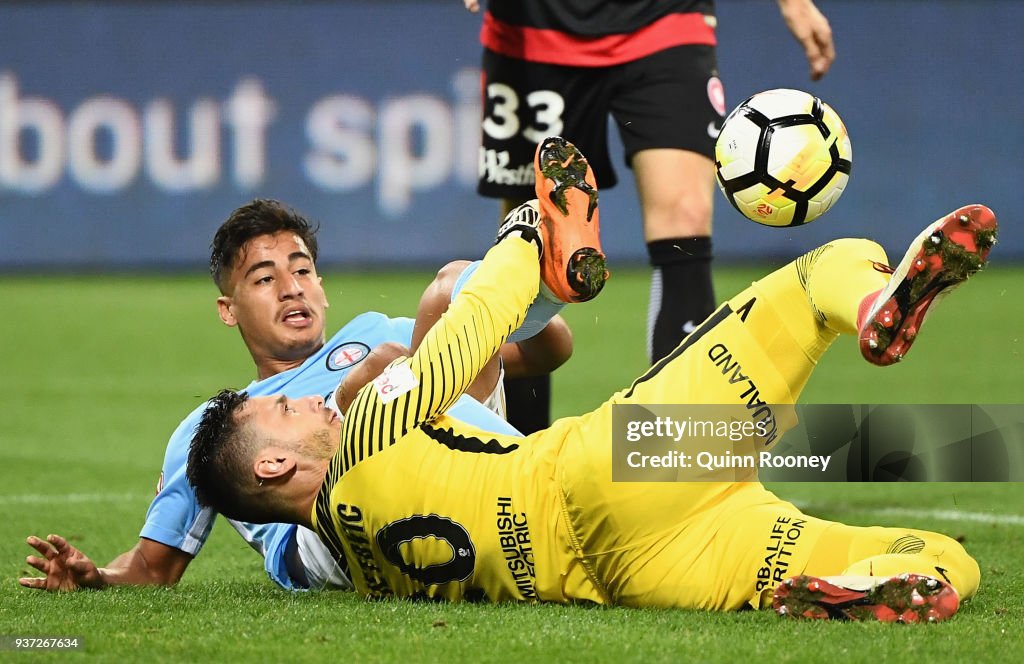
[139,404,214,554]
[261,524,303,590]
[447,394,521,436]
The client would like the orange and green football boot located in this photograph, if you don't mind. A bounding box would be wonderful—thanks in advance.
[533,136,609,303]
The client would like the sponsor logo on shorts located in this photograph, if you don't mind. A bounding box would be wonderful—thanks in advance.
[479,147,535,186]
[326,342,370,371]
[755,516,806,592]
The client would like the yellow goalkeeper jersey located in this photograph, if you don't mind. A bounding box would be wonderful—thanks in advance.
[310,238,579,602]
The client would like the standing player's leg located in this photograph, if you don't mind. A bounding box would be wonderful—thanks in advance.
[632,149,717,362]
[612,45,725,363]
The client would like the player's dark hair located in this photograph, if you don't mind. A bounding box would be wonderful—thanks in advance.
[186,389,267,522]
[209,199,321,293]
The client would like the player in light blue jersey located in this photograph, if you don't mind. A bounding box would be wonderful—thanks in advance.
[19,199,571,592]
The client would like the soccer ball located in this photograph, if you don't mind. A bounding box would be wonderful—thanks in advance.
[714,88,852,227]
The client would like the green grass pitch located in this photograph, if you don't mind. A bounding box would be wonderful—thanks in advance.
[2,263,1023,662]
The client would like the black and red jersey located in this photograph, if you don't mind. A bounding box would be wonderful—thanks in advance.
[481,0,717,67]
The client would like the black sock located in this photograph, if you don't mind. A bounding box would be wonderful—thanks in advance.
[646,236,715,363]
[502,374,551,435]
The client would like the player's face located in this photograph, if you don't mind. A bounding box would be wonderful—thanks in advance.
[244,394,342,458]
[218,231,328,371]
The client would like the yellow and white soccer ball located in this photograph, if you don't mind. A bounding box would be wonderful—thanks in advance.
[714,88,852,227]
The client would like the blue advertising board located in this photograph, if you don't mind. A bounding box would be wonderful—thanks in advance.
[1,1,1021,268]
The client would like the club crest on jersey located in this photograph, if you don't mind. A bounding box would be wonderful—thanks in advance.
[326,342,370,371]
[707,76,726,117]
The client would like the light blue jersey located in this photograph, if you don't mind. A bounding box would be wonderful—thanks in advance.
[142,311,520,590]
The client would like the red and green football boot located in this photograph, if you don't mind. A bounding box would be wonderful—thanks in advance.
[773,574,960,623]
[858,204,997,366]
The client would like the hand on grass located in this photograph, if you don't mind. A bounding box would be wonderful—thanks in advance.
[20,534,104,592]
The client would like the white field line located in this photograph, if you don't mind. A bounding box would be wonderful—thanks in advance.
[0,492,148,506]
[795,503,1024,526]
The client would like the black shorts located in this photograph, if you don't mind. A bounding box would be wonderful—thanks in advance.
[477,44,725,200]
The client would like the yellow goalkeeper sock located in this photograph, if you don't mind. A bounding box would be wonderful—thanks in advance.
[721,238,891,399]
[804,524,981,600]
[843,552,980,601]
[798,238,892,335]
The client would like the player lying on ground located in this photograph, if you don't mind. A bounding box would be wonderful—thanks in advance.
[19,199,579,593]
[187,136,995,622]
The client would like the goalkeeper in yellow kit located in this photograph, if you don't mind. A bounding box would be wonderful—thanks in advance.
[187,137,995,623]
